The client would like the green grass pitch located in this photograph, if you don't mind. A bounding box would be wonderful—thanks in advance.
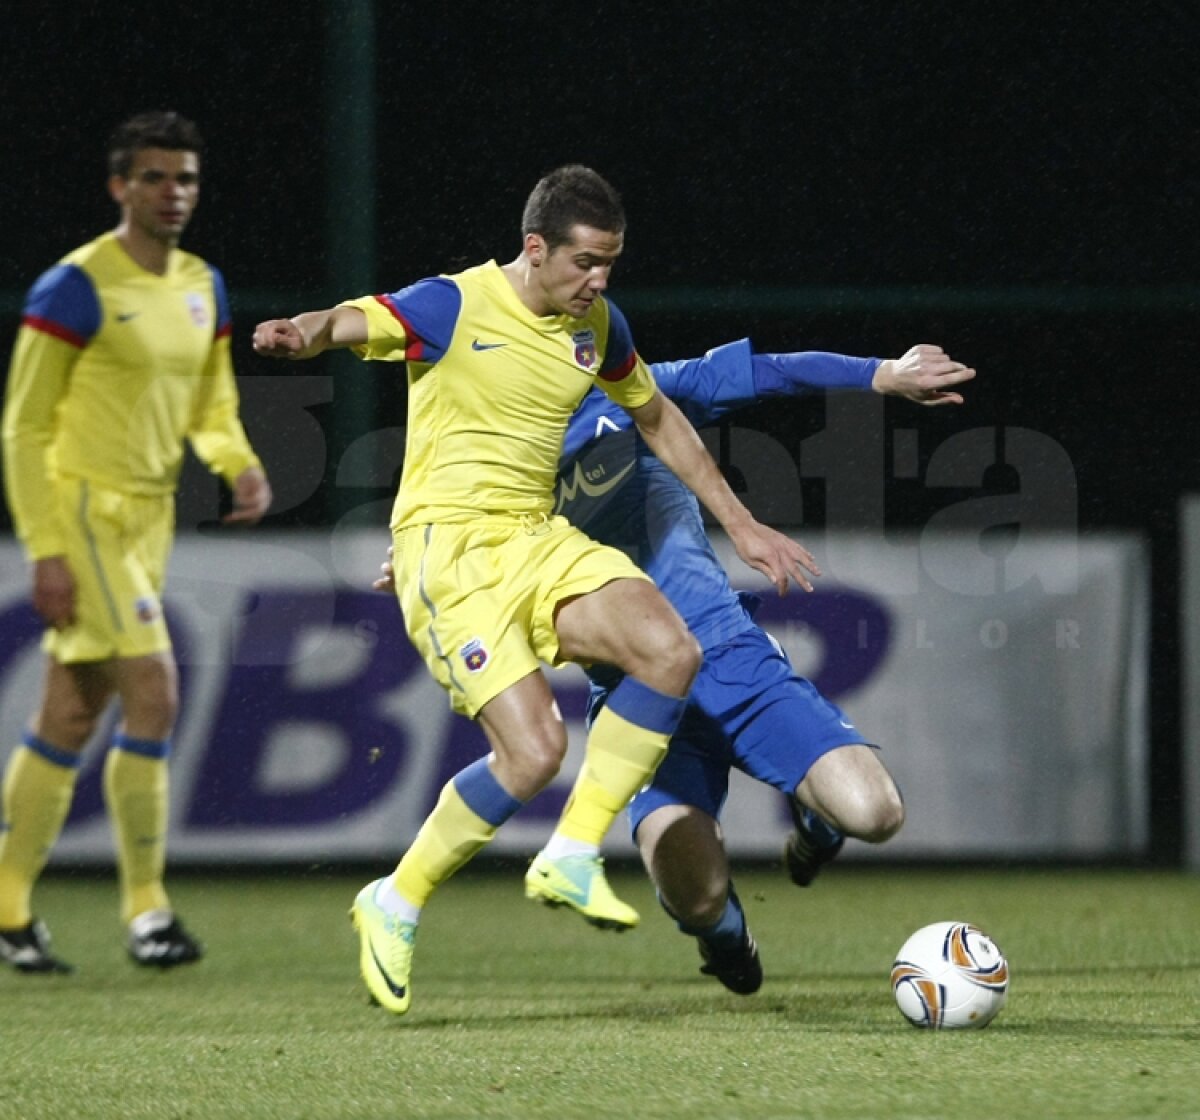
[3,864,1198,1119]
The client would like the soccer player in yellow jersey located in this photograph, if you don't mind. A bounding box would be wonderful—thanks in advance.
[254,165,818,1015]
[0,112,272,974]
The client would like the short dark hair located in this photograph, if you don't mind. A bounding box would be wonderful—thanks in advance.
[107,111,204,177]
[521,165,625,250]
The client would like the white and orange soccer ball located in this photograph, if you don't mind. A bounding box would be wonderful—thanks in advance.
[890,921,1009,1029]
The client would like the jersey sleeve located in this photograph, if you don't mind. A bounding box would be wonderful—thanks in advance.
[19,263,102,348]
[651,340,881,426]
[649,339,758,426]
[752,351,879,394]
[594,299,656,409]
[341,276,461,363]
[1,265,100,559]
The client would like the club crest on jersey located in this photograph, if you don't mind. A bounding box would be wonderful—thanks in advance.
[572,329,598,370]
[459,637,490,673]
[134,596,161,624]
[185,292,210,329]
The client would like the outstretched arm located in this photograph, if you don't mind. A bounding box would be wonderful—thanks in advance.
[628,390,820,595]
[652,341,975,427]
[252,305,369,360]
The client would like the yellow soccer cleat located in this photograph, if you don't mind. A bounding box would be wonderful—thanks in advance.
[350,879,417,1015]
[524,851,639,931]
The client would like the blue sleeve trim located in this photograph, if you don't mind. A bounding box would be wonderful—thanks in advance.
[752,352,880,396]
[383,276,461,363]
[597,299,636,380]
[453,757,523,826]
[208,265,232,337]
[113,733,172,760]
[22,731,83,770]
[23,264,101,343]
[607,676,686,735]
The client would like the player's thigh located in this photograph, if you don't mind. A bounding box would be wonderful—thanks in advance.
[636,803,730,921]
[31,655,117,750]
[797,744,904,841]
[554,577,698,686]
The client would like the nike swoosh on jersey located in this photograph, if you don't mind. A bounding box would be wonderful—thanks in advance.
[471,339,506,351]
[115,312,140,322]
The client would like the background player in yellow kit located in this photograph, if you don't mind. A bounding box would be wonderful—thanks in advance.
[0,112,272,973]
[253,165,817,1016]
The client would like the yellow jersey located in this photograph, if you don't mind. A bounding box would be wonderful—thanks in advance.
[344,260,657,530]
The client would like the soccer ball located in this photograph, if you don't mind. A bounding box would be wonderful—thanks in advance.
[890,921,1009,1029]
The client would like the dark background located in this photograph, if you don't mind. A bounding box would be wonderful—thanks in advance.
[1,1,1195,859]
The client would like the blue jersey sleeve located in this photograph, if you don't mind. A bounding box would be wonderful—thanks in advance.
[377,276,461,363]
[752,351,879,396]
[21,264,101,347]
[649,339,758,426]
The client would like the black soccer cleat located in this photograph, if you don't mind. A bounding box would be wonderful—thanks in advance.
[127,911,205,968]
[784,798,845,888]
[0,918,75,974]
[698,931,763,995]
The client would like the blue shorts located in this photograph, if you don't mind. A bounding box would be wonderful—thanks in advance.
[620,626,870,838]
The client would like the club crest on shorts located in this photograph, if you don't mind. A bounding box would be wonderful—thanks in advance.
[459,637,490,673]
[572,329,597,370]
[134,596,161,624]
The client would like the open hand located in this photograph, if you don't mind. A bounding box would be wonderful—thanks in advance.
[873,344,975,405]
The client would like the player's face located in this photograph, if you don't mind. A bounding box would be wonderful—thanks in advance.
[533,225,623,318]
[109,148,201,245]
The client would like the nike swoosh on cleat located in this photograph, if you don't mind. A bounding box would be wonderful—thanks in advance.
[471,339,506,351]
[368,940,408,999]
[534,868,590,906]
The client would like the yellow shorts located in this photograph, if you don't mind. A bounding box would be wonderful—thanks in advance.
[43,477,174,663]
[393,514,651,717]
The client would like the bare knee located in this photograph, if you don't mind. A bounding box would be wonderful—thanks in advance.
[33,661,114,750]
[519,720,569,787]
[853,785,905,844]
[34,696,104,752]
[113,655,179,740]
[478,689,569,800]
[118,682,179,740]
[800,745,905,844]
[630,621,701,697]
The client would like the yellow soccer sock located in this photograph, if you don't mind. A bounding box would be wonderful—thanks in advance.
[556,679,686,847]
[0,740,80,929]
[393,759,522,910]
[103,738,171,925]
